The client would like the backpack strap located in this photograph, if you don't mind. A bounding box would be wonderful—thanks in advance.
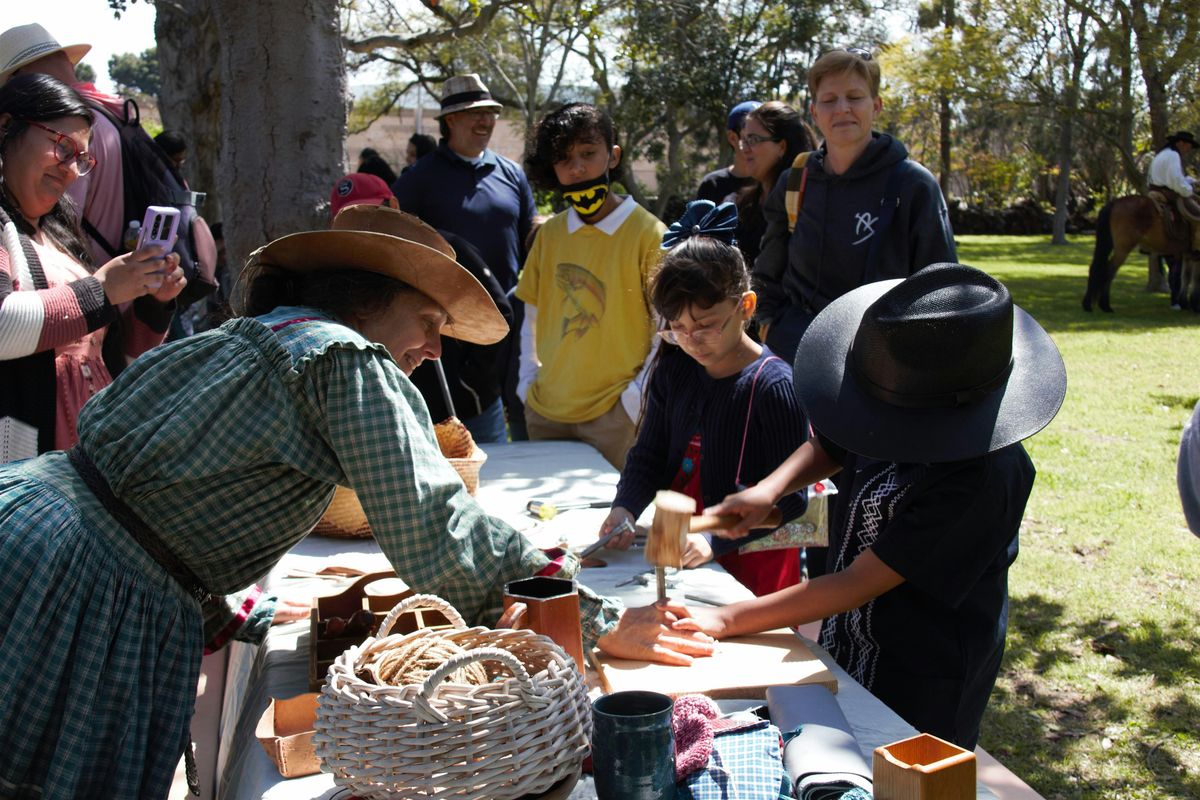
[81,217,121,260]
[863,159,915,284]
[784,152,813,234]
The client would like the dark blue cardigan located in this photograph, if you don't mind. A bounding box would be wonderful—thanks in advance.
[613,345,809,555]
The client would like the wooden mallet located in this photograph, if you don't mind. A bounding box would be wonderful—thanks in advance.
[648,490,783,602]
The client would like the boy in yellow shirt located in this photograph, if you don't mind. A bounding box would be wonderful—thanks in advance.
[517,103,665,468]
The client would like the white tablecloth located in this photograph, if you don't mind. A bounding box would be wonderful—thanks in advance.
[215,440,1028,800]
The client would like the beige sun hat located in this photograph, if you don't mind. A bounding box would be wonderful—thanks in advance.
[0,23,91,85]
[435,74,503,119]
[252,205,508,345]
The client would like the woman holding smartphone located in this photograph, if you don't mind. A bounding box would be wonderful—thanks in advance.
[0,73,186,454]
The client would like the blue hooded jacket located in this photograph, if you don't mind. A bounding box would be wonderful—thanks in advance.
[753,132,956,325]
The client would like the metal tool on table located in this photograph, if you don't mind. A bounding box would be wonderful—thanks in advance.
[578,518,636,559]
[648,490,785,603]
[525,498,611,520]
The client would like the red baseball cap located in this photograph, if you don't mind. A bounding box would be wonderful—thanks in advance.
[329,173,397,222]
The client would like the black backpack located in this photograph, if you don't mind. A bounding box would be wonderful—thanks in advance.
[81,96,216,310]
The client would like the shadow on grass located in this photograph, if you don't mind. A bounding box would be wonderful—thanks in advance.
[1149,394,1200,413]
[983,594,1200,798]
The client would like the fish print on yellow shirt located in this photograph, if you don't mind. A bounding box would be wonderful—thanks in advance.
[555,262,606,338]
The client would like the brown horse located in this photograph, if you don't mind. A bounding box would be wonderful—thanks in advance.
[1082,194,1198,312]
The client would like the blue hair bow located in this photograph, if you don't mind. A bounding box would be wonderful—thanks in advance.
[661,200,739,250]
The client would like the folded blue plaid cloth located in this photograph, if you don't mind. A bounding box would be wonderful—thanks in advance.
[678,717,793,799]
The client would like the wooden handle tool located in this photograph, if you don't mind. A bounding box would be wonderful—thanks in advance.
[689,507,783,532]
[648,490,693,602]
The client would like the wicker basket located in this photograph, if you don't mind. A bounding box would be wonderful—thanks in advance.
[313,446,488,539]
[447,444,487,495]
[313,595,590,800]
[312,486,372,539]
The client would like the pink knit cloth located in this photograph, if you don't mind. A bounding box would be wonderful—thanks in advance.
[672,694,720,781]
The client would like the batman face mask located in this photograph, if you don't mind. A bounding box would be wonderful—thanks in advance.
[560,171,610,217]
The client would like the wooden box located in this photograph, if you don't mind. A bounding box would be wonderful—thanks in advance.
[255,693,321,778]
[307,571,455,690]
[873,732,976,800]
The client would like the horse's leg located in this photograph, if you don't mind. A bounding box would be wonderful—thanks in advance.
[1084,203,1115,312]
[1099,243,1132,313]
[1186,256,1200,312]
[1147,253,1170,293]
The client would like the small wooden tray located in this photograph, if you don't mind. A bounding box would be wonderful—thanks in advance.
[306,571,455,690]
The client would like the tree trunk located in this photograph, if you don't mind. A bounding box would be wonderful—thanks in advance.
[1115,20,1141,190]
[937,0,955,199]
[656,113,684,220]
[1052,97,1074,245]
[212,0,346,281]
[154,0,223,225]
[1129,0,1168,147]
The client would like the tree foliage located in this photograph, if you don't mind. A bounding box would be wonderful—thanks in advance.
[109,47,161,97]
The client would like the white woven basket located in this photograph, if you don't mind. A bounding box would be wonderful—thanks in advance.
[313,594,591,800]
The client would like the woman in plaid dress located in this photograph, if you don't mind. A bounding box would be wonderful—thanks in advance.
[0,206,714,799]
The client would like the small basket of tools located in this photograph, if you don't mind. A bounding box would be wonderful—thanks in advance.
[313,594,590,799]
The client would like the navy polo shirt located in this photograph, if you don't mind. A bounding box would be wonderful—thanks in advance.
[392,142,535,291]
[817,435,1035,750]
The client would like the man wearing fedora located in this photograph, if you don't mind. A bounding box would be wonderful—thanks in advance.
[392,74,536,440]
[0,23,125,268]
[667,263,1067,750]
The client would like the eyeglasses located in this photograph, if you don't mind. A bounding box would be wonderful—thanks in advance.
[659,307,739,345]
[738,133,781,150]
[26,120,96,176]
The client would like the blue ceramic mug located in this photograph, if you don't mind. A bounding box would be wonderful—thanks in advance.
[591,690,676,800]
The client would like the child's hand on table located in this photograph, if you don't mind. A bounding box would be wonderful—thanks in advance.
[681,534,713,567]
[598,506,637,549]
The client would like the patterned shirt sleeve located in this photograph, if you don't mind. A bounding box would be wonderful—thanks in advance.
[309,345,621,647]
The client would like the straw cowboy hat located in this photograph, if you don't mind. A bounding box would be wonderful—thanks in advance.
[794,262,1066,463]
[435,74,503,119]
[0,23,91,85]
[253,205,508,345]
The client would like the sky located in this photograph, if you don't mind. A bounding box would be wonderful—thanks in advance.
[26,2,158,94]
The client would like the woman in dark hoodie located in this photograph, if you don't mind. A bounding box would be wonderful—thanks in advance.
[753,47,956,364]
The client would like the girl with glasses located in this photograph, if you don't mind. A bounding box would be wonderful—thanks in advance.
[0,73,186,455]
[598,201,809,597]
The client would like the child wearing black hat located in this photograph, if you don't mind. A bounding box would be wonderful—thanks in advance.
[665,262,1067,749]
[598,201,808,597]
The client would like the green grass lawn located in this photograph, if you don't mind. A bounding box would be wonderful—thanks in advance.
[957,236,1200,799]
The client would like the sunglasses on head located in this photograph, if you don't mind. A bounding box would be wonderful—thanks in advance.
[829,46,873,60]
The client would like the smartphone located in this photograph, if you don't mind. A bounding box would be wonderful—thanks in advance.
[136,205,181,253]
[136,206,180,284]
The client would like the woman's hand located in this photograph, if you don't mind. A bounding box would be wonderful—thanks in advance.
[703,482,780,538]
[658,599,731,640]
[149,254,187,303]
[681,533,714,568]
[598,506,637,550]
[270,597,310,625]
[94,246,186,305]
[596,603,717,665]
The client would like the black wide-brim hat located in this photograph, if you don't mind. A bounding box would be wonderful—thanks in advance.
[794,262,1066,463]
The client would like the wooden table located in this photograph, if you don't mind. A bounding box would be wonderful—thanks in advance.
[205,440,1039,800]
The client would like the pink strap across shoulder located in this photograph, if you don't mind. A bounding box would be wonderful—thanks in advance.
[734,355,783,488]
